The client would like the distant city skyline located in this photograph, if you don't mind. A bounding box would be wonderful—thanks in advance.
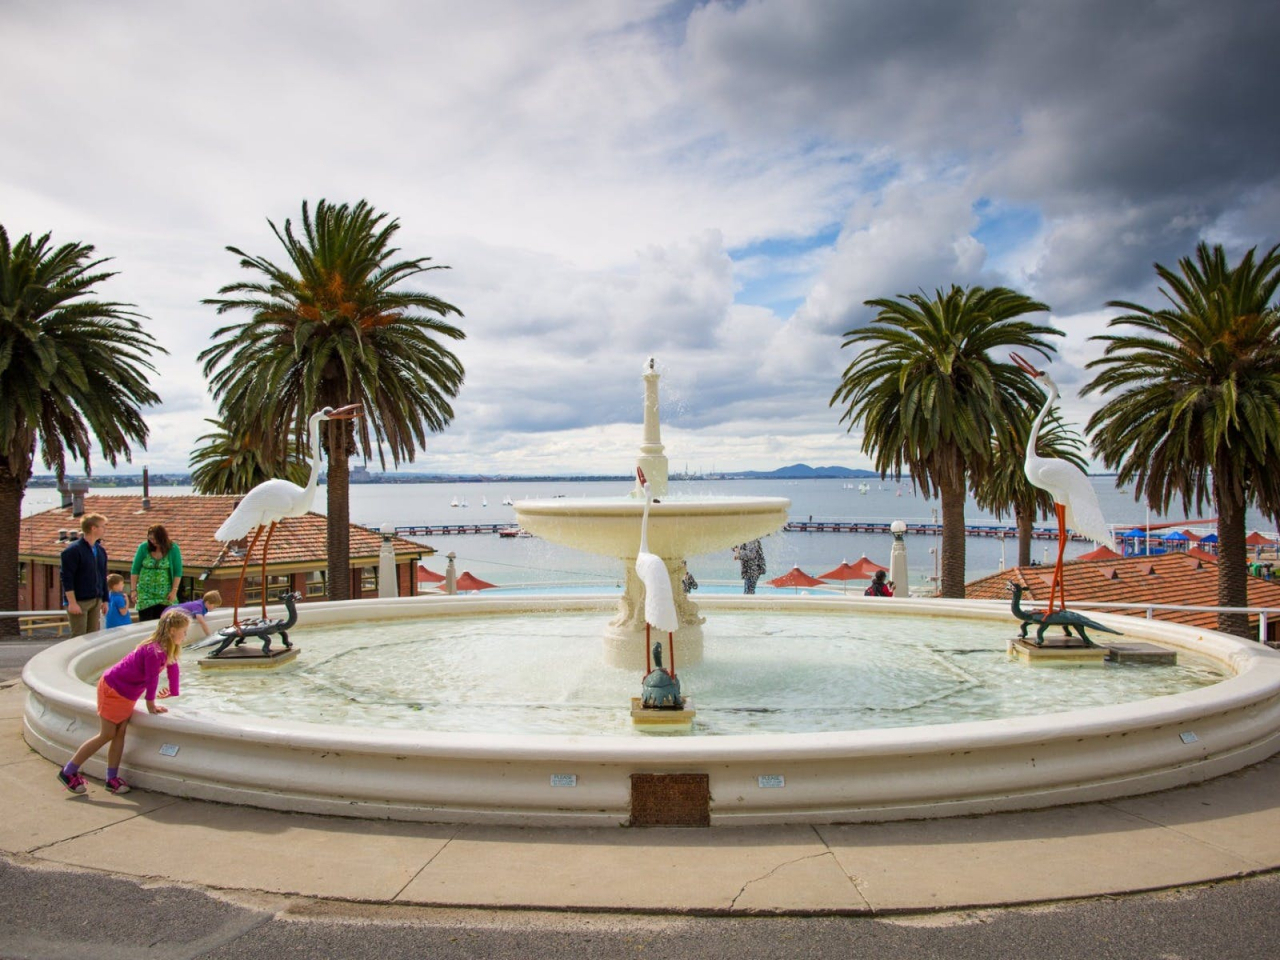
[4,1,1277,477]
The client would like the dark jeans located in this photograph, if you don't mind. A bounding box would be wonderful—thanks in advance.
[138,603,167,622]
[743,576,759,594]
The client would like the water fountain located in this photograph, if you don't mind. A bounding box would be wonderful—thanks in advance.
[19,358,1280,826]
[514,359,788,668]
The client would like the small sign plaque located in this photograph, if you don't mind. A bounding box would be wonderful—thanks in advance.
[758,774,785,789]
[550,773,577,787]
[1179,732,1199,744]
[159,743,180,757]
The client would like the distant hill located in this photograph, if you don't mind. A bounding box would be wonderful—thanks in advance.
[723,464,882,480]
[30,462,889,486]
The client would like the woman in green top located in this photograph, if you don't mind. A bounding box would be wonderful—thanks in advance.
[130,524,182,621]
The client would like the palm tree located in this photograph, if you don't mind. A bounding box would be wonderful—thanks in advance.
[0,226,163,634]
[1084,242,1280,639]
[200,199,465,601]
[189,418,309,495]
[831,285,1060,597]
[974,410,1089,568]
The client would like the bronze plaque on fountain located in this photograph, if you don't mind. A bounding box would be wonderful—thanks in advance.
[628,773,710,827]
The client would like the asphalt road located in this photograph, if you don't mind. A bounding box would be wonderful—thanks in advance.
[0,640,49,684]
[1,856,1278,960]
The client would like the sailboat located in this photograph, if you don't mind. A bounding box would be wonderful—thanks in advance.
[858,482,870,494]
[460,496,469,508]
[450,496,460,508]
[481,496,488,507]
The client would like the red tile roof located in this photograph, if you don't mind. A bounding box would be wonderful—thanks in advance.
[966,552,1280,632]
[19,494,428,575]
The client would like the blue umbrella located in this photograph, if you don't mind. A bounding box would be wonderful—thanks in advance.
[1163,530,1189,541]
[1121,527,1148,539]
[1200,533,1219,544]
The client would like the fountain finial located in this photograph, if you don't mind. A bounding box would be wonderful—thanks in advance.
[636,357,668,497]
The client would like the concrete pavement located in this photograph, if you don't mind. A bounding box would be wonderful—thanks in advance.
[3,677,1280,916]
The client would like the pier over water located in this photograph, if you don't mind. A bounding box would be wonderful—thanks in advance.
[375,519,1089,540]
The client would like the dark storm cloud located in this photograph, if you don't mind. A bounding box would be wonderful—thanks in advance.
[687,0,1280,310]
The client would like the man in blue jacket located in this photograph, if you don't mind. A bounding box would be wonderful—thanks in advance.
[60,513,109,636]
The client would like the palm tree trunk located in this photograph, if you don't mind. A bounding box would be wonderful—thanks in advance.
[1214,463,1250,639]
[326,421,352,602]
[1015,501,1034,567]
[939,475,968,598]
[0,465,23,639]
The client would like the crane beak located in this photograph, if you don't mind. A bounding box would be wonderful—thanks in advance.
[636,466,647,486]
[1009,352,1043,377]
[326,404,363,420]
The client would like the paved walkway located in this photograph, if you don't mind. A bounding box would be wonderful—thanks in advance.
[3,677,1279,915]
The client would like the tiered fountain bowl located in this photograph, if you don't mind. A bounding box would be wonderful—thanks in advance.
[514,493,788,668]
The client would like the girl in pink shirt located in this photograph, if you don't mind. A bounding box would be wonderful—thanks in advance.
[57,608,191,796]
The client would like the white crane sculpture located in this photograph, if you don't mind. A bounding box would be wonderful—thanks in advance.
[635,466,678,673]
[1011,354,1113,613]
[215,404,363,625]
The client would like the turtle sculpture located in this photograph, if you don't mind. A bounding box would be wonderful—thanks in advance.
[1008,582,1121,647]
[641,641,684,709]
[206,590,302,657]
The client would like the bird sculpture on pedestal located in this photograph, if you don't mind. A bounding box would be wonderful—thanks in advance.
[1010,353,1113,613]
[635,466,679,685]
[215,404,362,625]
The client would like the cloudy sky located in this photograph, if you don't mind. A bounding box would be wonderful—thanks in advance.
[4,0,1278,477]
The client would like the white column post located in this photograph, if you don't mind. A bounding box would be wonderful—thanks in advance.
[378,523,398,599]
[445,552,457,596]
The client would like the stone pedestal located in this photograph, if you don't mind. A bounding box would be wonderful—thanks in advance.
[1009,637,1108,664]
[630,697,696,731]
[199,646,300,670]
[604,560,705,669]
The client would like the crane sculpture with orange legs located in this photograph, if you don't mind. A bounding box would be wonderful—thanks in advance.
[215,404,362,627]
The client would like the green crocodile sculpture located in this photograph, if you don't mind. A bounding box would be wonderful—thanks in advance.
[1008,582,1121,647]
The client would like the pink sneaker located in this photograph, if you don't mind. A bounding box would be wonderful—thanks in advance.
[106,777,131,795]
[58,770,87,794]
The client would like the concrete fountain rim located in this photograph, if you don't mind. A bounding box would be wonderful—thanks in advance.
[23,594,1280,760]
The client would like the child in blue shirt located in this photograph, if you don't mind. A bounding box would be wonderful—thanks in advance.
[104,574,132,628]
[163,590,222,638]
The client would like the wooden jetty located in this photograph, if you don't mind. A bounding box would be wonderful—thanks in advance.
[374,520,1086,540]
[783,520,1087,540]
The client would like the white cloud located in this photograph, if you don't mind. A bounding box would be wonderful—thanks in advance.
[3,0,1277,477]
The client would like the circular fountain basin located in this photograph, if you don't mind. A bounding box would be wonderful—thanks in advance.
[22,596,1280,826]
[513,495,790,559]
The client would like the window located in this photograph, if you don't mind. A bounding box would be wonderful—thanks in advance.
[304,569,326,598]
[242,574,291,604]
[360,566,378,593]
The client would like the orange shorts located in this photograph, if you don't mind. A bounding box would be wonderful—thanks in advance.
[96,677,136,725]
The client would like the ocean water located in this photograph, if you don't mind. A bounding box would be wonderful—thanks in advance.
[27,476,1275,595]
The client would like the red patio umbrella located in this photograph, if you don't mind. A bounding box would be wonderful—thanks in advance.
[847,555,889,579]
[819,557,884,592]
[455,571,498,591]
[1181,529,1202,541]
[417,564,447,583]
[1076,544,1122,562]
[768,566,826,591]
[1245,531,1275,546]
